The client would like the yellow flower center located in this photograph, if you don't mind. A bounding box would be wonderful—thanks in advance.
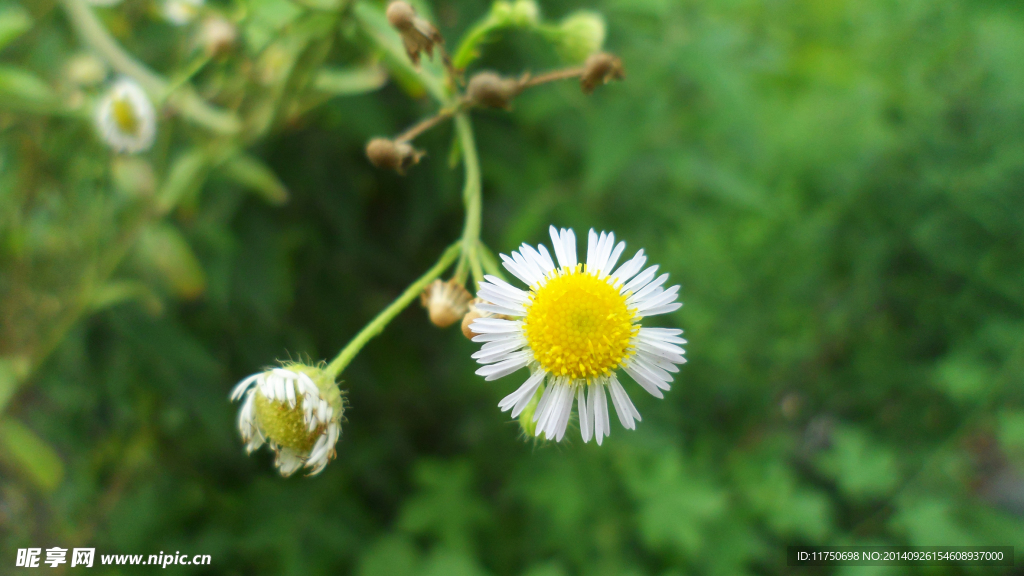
[111,96,140,136]
[254,392,321,452]
[524,265,636,381]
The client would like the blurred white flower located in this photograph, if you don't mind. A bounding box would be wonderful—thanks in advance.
[471,226,686,444]
[163,0,203,26]
[95,78,156,154]
[230,365,344,477]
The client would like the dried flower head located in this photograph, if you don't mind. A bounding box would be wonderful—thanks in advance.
[366,137,425,174]
[95,78,156,154]
[386,1,444,66]
[466,72,524,110]
[580,52,625,95]
[199,16,237,57]
[231,363,344,477]
[421,279,472,328]
[463,297,510,339]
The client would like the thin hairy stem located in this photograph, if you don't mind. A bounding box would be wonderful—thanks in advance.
[519,66,585,89]
[324,242,462,379]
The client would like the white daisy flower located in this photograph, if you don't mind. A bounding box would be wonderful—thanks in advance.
[95,78,156,154]
[471,226,686,444]
[163,0,204,26]
[230,364,344,477]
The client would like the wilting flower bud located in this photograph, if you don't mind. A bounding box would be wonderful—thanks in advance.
[466,72,523,110]
[421,278,472,328]
[199,16,237,57]
[580,52,624,95]
[365,138,425,174]
[557,11,606,63]
[386,1,444,66]
[230,363,345,477]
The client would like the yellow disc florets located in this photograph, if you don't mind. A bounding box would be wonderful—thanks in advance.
[524,265,637,381]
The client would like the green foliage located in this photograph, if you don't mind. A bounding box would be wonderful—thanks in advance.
[2,0,1024,574]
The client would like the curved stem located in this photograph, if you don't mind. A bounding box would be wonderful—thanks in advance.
[324,242,461,379]
[454,113,484,288]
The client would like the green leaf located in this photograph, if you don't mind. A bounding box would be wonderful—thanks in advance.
[90,280,164,316]
[816,425,899,500]
[0,419,64,493]
[135,223,207,300]
[157,149,210,213]
[0,356,29,414]
[0,4,31,53]
[219,153,289,204]
[0,65,60,114]
[451,0,541,70]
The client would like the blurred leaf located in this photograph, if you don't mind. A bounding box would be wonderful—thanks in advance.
[135,223,207,300]
[0,4,31,53]
[420,548,490,576]
[621,450,727,556]
[157,148,210,212]
[398,459,488,550]
[735,456,832,541]
[816,426,899,500]
[0,356,29,413]
[357,535,421,576]
[315,64,389,96]
[219,153,289,204]
[90,280,164,316]
[451,0,541,70]
[0,65,60,114]
[0,419,64,493]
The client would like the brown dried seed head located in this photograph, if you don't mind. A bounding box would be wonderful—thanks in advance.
[386,1,416,29]
[366,138,425,174]
[580,52,625,95]
[386,1,443,65]
[421,279,472,328]
[466,72,523,110]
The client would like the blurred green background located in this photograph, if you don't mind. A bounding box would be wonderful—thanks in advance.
[2,0,1024,574]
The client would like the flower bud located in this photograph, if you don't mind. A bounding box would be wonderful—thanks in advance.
[421,278,472,328]
[386,1,444,66]
[580,52,624,95]
[557,11,606,63]
[231,363,345,477]
[461,297,513,339]
[466,72,523,110]
[65,53,106,87]
[365,138,425,174]
[199,16,237,57]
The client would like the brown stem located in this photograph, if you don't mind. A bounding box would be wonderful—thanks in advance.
[394,101,468,142]
[518,66,585,89]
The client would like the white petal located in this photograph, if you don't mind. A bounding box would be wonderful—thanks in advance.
[623,364,665,399]
[641,302,683,316]
[593,383,610,445]
[562,229,577,269]
[476,302,526,317]
[623,265,659,294]
[586,229,598,271]
[553,384,576,441]
[549,225,569,269]
[611,249,646,285]
[230,373,261,401]
[475,352,531,381]
[628,274,670,305]
[482,275,529,301]
[469,317,521,333]
[578,386,592,443]
[498,370,545,416]
[608,376,641,429]
[603,241,626,278]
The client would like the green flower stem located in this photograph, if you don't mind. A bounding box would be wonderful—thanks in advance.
[454,113,484,288]
[324,242,462,380]
[60,0,240,135]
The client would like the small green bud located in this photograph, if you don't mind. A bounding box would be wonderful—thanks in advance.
[556,11,606,63]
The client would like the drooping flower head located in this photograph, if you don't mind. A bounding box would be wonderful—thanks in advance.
[95,78,156,154]
[471,226,686,444]
[230,363,344,476]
